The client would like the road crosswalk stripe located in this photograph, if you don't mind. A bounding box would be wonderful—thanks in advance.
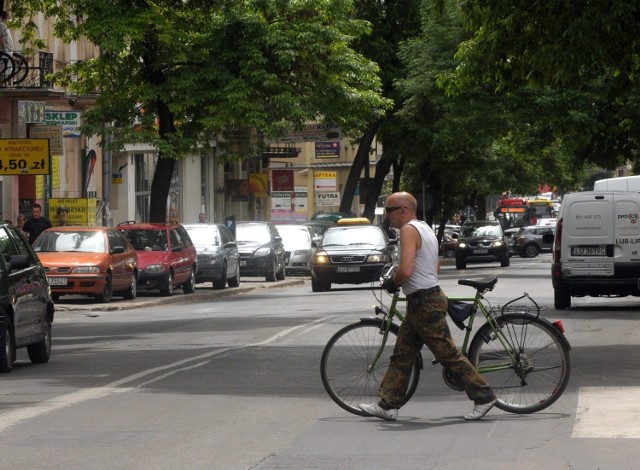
[572,386,640,438]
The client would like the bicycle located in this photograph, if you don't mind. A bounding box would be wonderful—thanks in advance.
[320,271,572,416]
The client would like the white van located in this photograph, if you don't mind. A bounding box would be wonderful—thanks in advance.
[551,191,640,309]
[593,175,640,192]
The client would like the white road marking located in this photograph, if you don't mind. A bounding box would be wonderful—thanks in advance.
[0,315,337,433]
[573,386,640,438]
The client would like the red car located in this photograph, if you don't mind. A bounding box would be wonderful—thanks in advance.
[118,222,197,296]
[33,226,138,303]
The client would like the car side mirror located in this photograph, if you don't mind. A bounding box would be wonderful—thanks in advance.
[172,246,183,252]
[7,254,29,271]
[111,246,126,254]
[542,233,555,244]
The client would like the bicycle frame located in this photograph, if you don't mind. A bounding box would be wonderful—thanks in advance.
[374,286,534,376]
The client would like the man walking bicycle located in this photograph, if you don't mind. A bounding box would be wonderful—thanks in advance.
[359,191,497,421]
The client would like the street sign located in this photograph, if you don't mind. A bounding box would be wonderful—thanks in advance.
[0,138,50,175]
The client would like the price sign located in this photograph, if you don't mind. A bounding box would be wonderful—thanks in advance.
[0,139,50,175]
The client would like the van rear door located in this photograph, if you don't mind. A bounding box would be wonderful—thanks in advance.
[562,193,614,277]
[613,192,640,270]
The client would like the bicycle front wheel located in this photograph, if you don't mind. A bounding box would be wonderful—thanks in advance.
[468,313,571,414]
[320,319,421,416]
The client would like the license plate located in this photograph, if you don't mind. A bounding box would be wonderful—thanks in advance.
[240,260,247,267]
[473,249,489,254]
[47,277,68,286]
[337,266,360,273]
[571,246,606,256]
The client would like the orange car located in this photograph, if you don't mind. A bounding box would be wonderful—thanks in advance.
[33,226,138,303]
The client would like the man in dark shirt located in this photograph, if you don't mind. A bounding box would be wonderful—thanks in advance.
[22,203,52,244]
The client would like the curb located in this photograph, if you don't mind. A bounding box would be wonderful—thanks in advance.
[55,278,307,313]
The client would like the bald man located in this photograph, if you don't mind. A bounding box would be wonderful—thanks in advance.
[359,191,497,421]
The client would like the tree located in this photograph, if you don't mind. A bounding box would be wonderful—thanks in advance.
[441,0,640,171]
[338,0,422,220]
[12,0,391,221]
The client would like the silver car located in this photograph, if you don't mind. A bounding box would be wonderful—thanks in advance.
[509,225,555,258]
[275,224,314,275]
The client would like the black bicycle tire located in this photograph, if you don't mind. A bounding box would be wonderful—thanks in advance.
[320,319,421,416]
[468,313,571,414]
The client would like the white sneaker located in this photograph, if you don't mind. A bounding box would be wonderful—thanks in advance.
[464,399,497,420]
[359,403,398,421]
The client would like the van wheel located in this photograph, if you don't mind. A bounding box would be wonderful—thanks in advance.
[554,288,571,310]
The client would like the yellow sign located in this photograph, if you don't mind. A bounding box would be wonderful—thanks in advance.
[0,139,50,175]
[249,172,268,198]
[314,171,336,179]
[48,198,97,226]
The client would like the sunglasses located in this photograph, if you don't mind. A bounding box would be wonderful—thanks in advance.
[385,206,405,214]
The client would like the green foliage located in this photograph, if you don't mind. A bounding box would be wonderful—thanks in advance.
[11,0,391,220]
[441,0,640,172]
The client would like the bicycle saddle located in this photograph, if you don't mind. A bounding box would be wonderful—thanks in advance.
[458,276,497,291]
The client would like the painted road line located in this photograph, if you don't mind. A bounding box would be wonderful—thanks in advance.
[573,386,640,438]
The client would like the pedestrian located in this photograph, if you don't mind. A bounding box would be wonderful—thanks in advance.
[198,212,207,223]
[56,206,69,226]
[22,203,52,244]
[16,214,25,230]
[359,191,497,421]
[0,11,13,52]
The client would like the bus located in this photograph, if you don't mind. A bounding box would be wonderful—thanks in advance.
[495,198,534,228]
[527,198,553,221]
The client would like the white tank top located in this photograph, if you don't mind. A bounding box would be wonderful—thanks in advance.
[401,220,439,295]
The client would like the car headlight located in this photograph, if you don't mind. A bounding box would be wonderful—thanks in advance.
[145,264,167,273]
[72,266,100,274]
[458,242,467,249]
[254,247,271,256]
[493,241,503,247]
[314,251,330,264]
[367,254,385,263]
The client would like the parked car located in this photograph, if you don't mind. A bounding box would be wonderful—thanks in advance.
[455,220,510,269]
[310,224,394,291]
[275,224,314,275]
[235,222,286,281]
[183,223,240,289]
[118,222,197,296]
[0,223,55,372]
[34,226,138,303]
[509,225,555,258]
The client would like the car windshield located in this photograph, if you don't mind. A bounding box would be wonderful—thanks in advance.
[186,227,220,247]
[322,227,386,246]
[120,229,168,251]
[33,231,106,253]
[461,224,502,237]
[236,224,270,243]
[277,227,311,245]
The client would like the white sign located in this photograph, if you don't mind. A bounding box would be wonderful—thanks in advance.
[45,111,82,138]
[314,171,337,192]
[316,192,340,206]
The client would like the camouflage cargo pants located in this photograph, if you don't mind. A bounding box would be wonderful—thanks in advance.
[378,289,496,410]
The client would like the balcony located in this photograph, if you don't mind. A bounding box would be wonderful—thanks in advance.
[0,51,54,89]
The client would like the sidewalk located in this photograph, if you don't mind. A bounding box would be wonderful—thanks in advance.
[54,277,307,312]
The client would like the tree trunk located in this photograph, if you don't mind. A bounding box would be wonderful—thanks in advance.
[149,99,177,223]
[339,122,379,214]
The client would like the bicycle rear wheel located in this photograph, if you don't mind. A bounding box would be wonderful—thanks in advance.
[320,319,421,416]
[468,313,571,414]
